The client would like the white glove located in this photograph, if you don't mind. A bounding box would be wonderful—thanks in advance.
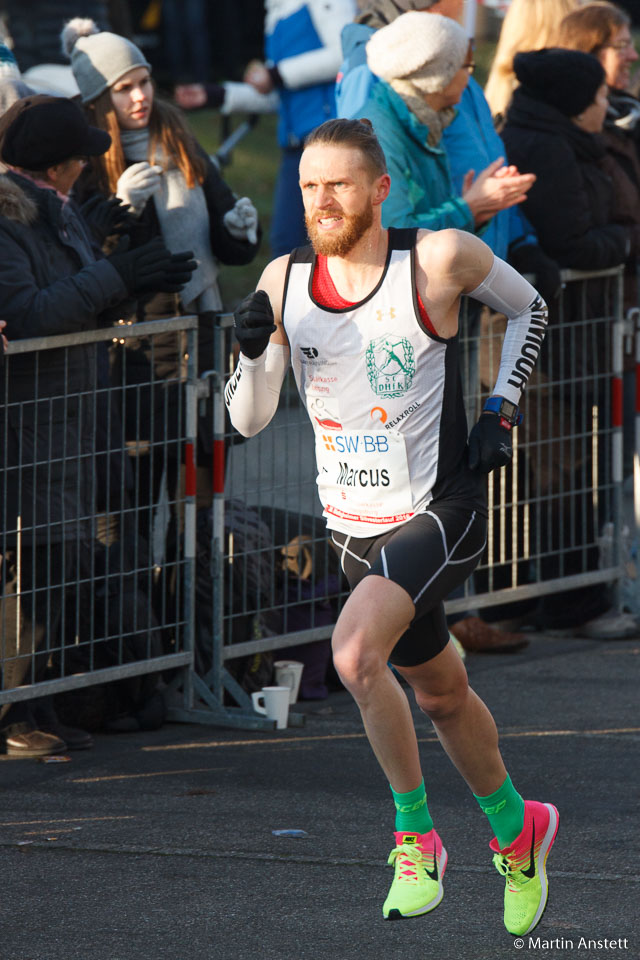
[116,161,163,214]
[223,196,258,245]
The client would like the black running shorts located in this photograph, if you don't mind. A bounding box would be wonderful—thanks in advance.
[330,504,487,667]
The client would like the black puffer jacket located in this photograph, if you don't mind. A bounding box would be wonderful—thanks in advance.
[0,171,129,545]
[502,89,629,270]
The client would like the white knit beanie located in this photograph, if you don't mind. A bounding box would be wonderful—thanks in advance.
[366,11,469,93]
[61,18,151,104]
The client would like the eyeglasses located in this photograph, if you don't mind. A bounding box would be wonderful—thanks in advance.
[603,39,636,53]
[463,61,476,74]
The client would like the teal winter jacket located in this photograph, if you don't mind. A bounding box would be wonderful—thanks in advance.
[362,80,475,233]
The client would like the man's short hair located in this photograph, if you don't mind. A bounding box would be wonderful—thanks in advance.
[304,118,387,180]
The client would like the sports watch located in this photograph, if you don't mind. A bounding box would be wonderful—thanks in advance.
[483,395,523,427]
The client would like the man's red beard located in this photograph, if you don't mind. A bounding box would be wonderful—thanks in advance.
[305,204,374,256]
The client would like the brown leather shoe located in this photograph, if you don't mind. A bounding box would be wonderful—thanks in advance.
[449,616,529,653]
[2,727,67,758]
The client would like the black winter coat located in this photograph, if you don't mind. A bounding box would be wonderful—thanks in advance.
[502,90,629,271]
[0,172,130,545]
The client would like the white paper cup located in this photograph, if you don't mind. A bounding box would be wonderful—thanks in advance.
[273,660,304,704]
[251,686,290,729]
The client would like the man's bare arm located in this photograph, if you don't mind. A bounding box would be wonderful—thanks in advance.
[224,256,291,437]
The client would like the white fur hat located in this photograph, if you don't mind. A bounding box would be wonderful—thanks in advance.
[61,17,151,104]
[366,11,469,93]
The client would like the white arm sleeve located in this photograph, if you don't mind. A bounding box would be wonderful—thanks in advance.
[224,342,290,437]
[467,255,548,406]
[274,0,357,90]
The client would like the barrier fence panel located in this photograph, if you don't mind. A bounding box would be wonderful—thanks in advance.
[208,266,628,727]
[0,316,215,728]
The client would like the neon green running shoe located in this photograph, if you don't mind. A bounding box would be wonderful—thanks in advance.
[490,800,559,935]
[383,829,447,920]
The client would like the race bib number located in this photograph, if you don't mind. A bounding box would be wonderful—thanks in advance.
[315,429,414,528]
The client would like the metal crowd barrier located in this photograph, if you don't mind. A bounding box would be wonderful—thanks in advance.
[0,266,632,733]
[0,316,218,727]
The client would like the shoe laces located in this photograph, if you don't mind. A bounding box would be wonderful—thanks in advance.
[493,853,529,889]
[388,842,425,883]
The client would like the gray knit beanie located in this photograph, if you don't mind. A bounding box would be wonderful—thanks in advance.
[61,17,151,104]
[357,0,439,29]
[366,11,469,93]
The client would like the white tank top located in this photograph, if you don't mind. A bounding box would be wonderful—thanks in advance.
[282,229,478,537]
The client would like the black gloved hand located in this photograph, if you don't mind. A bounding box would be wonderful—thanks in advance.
[234,289,276,359]
[107,236,196,296]
[80,194,136,243]
[468,413,514,473]
[508,242,561,306]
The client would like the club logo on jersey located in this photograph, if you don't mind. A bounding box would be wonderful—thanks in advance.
[365,334,415,399]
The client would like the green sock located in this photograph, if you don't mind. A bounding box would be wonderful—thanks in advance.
[474,775,525,850]
[390,779,434,835]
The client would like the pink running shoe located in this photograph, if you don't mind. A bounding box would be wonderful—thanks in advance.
[490,800,559,935]
[383,829,448,920]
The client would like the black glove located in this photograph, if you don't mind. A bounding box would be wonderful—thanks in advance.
[234,289,276,359]
[80,195,136,243]
[509,242,561,307]
[468,413,514,473]
[107,236,197,296]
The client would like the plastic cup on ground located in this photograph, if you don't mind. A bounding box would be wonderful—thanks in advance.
[273,660,304,704]
[251,686,290,729]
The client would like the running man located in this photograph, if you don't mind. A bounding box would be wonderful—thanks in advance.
[224,118,557,935]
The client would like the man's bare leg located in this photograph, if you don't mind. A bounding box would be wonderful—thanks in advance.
[396,646,507,797]
[331,575,506,796]
[331,575,422,792]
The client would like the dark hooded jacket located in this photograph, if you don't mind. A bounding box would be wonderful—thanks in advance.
[0,171,129,545]
[501,88,629,270]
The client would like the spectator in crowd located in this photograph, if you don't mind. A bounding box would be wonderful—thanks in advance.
[501,48,638,636]
[176,0,357,256]
[0,95,196,756]
[484,0,580,126]
[362,14,535,237]
[63,17,261,520]
[502,49,632,274]
[557,4,640,253]
[558,2,640,484]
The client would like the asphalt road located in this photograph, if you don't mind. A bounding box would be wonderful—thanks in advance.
[1,631,638,960]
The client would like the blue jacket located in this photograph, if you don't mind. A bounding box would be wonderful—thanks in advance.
[362,80,475,233]
[337,22,536,255]
[266,0,355,147]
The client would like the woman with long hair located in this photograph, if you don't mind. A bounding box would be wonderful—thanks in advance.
[63,18,261,511]
[484,0,579,124]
